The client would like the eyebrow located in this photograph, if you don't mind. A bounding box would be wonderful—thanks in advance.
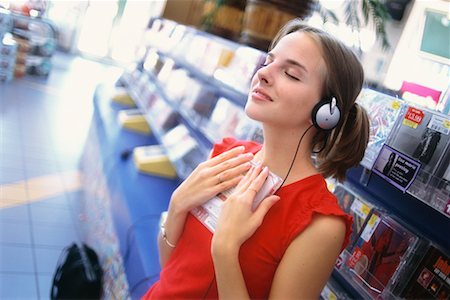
[267,53,308,73]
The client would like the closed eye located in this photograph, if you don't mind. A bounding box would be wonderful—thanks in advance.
[285,72,300,81]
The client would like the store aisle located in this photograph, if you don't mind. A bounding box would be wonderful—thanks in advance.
[0,52,122,299]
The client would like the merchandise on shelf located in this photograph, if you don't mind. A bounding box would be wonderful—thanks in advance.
[142,48,165,76]
[111,87,136,107]
[164,68,192,103]
[149,98,179,134]
[213,45,265,94]
[0,8,12,39]
[161,124,206,178]
[132,145,177,178]
[181,80,219,126]
[144,18,179,53]
[320,276,352,300]
[0,33,16,82]
[357,88,405,170]
[117,109,151,134]
[333,184,375,255]
[341,210,427,299]
[6,11,57,77]
[204,96,246,142]
[233,115,263,143]
[389,243,450,300]
[380,104,450,215]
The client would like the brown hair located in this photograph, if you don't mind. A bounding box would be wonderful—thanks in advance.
[270,19,370,181]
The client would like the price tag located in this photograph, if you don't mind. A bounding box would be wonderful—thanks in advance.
[360,214,381,242]
[347,247,363,268]
[402,107,424,128]
[321,285,337,300]
[427,115,450,135]
[391,100,401,110]
[350,198,370,219]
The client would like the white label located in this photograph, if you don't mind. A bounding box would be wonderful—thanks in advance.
[428,115,450,135]
[360,214,381,242]
[350,198,370,219]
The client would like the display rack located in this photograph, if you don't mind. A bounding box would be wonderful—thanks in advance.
[0,8,57,80]
[93,17,449,299]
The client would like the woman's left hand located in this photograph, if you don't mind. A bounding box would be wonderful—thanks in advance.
[212,163,280,254]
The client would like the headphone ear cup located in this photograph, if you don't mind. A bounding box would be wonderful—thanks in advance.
[312,99,341,130]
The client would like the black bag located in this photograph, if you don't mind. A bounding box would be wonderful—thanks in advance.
[51,243,104,299]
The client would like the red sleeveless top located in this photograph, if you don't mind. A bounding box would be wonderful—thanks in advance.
[142,137,352,299]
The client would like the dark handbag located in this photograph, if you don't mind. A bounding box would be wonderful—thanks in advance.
[51,243,103,299]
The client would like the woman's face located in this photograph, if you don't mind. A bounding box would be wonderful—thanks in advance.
[245,31,326,129]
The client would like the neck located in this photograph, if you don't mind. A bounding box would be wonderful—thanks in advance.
[254,124,319,185]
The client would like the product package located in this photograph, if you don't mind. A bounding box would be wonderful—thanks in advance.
[333,184,375,271]
[334,184,375,249]
[191,161,282,232]
[149,99,179,134]
[161,124,206,179]
[0,8,13,39]
[213,45,265,94]
[181,80,219,126]
[384,105,450,211]
[144,18,177,51]
[389,244,449,300]
[233,117,264,143]
[320,277,351,300]
[143,48,165,77]
[419,143,450,216]
[356,88,404,170]
[204,97,245,142]
[164,68,192,103]
[342,210,425,298]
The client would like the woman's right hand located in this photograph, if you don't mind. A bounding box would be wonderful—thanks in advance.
[170,146,254,214]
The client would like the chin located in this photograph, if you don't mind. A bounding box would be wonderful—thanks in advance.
[244,103,264,122]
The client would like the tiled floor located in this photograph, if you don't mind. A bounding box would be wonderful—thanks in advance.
[0,52,122,299]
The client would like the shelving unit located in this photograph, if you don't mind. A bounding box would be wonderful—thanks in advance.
[0,8,57,80]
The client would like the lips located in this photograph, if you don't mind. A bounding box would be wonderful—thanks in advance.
[252,88,273,102]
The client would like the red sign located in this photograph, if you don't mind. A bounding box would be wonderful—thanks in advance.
[347,248,363,268]
[404,107,424,125]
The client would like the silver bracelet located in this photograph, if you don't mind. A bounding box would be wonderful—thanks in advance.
[161,222,176,248]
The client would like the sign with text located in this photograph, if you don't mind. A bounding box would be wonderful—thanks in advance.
[373,145,421,192]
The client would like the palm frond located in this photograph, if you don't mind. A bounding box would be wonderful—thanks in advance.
[314,1,339,24]
[344,0,391,50]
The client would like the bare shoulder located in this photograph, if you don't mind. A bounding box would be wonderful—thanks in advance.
[308,214,346,239]
[291,213,347,255]
[269,214,347,299]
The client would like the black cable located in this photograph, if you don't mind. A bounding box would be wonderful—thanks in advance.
[312,131,329,154]
[275,124,314,194]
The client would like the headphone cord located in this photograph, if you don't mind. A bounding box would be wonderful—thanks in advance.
[275,124,314,194]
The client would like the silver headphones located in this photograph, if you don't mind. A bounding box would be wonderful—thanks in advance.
[311,96,341,130]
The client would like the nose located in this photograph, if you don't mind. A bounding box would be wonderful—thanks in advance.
[256,64,272,85]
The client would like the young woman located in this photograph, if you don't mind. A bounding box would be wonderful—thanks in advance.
[142,18,369,299]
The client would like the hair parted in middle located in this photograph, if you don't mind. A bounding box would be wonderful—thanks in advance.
[269,18,370,181]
